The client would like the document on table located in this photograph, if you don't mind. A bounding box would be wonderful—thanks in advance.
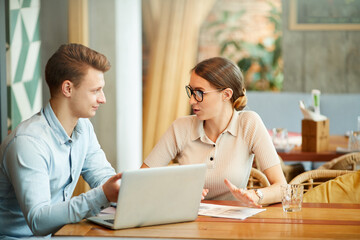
[198,203,266,220]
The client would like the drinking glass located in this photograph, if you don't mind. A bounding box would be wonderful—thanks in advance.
[281,184,303,212]
[272,128,289,150]
[348,131,360,151]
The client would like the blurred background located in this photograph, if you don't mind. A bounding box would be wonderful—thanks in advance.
[1,0,360,177]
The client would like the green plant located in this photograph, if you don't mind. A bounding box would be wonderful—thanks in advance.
[205,2,283,91]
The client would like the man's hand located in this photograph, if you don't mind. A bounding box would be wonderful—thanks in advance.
[102,173,122,202]
[224,179,262,208]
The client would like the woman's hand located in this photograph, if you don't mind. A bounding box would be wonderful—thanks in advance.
[201,189,209,200]
[224,179,262,208]
[102,173,122,202]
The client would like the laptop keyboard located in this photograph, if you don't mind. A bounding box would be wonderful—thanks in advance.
[104,219,114,224]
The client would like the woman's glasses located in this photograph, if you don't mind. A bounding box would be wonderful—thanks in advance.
[185,85,224,102]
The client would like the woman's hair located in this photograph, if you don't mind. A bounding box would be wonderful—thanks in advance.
[191,57,247,111]
[45,43,111,97]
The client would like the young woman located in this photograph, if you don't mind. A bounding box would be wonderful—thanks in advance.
[142,57,287,207]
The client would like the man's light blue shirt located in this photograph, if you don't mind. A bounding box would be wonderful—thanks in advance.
[0,103,116,238]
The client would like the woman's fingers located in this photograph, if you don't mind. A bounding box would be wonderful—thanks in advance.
[224,179,237,191]
[224,179,262,208]
[201,189,209,200]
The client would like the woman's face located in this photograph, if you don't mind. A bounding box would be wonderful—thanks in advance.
[188,71,225,121]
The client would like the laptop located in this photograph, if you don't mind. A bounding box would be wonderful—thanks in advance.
[87,164,207,229]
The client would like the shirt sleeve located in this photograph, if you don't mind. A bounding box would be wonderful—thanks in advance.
[81,121,116,188]
[240,111,280,171]
[3,136,110,236]
[144,117,191,167]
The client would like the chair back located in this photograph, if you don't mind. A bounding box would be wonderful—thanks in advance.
[247,168,270,189]
[302,170,360,203]
[317,152,360,170]
[289,169,354,193]
[253,155,305,182]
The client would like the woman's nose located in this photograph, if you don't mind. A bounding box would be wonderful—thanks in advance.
[189,94,197,105]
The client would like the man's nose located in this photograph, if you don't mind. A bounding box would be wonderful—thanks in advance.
[98,90,106,104]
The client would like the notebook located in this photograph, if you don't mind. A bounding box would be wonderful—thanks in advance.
[87,164,207,229]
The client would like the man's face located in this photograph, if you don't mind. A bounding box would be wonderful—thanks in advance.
[70,67,106,119]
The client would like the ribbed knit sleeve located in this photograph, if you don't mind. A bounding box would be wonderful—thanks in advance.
[144,116,193,167]
[239,111,280,171]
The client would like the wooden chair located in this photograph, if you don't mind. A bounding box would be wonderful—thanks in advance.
[247,168,270,190]
[289,169,354,193]
[317,152,360,170]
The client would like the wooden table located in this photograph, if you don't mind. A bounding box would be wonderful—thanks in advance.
[279,135,349,162]
[54,200,360,239]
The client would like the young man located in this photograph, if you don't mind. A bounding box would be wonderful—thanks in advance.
[0,44,120,238]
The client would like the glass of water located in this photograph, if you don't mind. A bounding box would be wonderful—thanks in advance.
[272,128,289,150]
[348,131,360,151]
[281,184,304,212]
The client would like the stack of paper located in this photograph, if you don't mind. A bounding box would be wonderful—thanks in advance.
[198,203,266,220]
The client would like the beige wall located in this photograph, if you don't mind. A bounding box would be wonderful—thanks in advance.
[88,0,118,169]
[40,0,68,107]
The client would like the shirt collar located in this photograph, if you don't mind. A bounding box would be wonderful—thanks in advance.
[191,117,204,141]
[43,102,83,144]
[190,109,239,141]
[225,109,239,137]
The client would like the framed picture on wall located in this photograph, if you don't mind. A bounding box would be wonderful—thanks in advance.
[289,0,360,30]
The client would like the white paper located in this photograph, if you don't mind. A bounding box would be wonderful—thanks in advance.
[336,146,360,153]
[99,206,116,216]
[299,100,327,121]
[198,203,266,220]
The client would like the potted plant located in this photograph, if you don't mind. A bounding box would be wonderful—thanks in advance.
[205,2,283,91]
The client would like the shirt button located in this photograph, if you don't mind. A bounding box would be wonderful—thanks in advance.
[69,140,72,143]
[213,144,216,147]
[210,157,214,161]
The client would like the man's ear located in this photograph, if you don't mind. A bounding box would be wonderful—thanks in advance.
[62,80,73,97]
[223,88,233,101]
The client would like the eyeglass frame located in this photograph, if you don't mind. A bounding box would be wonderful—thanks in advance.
[185,85,225,102]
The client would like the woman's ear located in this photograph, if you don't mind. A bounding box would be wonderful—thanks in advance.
[62,80,73,97]
[223,88,233,101]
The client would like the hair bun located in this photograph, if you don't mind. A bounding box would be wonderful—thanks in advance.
[233,95,247,111]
